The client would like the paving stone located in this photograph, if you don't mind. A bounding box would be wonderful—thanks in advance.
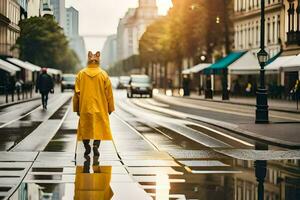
[168,150,227,159]
[178,160,229,167]
[218,149,300,160]
[123,160,180,167]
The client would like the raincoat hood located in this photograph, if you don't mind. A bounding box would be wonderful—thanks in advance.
[83,64,101,77]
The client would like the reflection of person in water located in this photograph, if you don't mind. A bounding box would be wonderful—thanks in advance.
[74,156,113,200]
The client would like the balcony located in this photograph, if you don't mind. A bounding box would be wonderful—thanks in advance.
[287,31,300,45]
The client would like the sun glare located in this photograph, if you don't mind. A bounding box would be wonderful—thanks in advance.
[157,0,173,15]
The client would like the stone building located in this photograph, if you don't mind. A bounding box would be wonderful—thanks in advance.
[101,34,117,69]
[0,0,21,58]
[117,0,158,61]
[233,0,282,57]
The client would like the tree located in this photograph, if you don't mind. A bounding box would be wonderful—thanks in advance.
[15,15,80,72]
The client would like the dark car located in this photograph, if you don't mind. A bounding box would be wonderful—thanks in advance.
[127,75,153,98]
[61,74,76,92]
[117,76,130,89]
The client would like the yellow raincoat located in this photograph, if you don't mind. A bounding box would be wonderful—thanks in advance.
[74,166,113,200]
[73,64,115,141]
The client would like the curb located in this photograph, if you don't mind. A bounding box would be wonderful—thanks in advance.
[187,116,300,149]
[135,96,300,149]
[0,97,40,109]
[167,94,300,114]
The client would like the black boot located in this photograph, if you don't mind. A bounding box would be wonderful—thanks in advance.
[83,140,91,156]
[93,140,100,157]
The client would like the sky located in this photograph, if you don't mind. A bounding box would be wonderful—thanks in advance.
[65,0,173,53]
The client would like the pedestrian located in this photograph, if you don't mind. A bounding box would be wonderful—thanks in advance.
[233,80,241,96]
[245,82,252,96]
[36,68,54,110]
[73,51,115,157]
[182,74,191,96]
[15,78,23,100]
[292,80,300,109]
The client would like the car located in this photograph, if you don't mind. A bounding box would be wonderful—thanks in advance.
[127,75,153,98]
[61,74,76,92]
[117,76,131,89]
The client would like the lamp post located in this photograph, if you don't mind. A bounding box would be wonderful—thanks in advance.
[256,0,269,124]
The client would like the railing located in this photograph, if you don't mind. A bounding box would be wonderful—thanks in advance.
[0,83,34,104]
[286,31,300,45]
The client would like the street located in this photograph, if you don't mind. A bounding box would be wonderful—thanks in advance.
[0,90,299,200]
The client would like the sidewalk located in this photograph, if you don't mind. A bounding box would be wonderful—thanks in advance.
[0,85,61,108]
[165,90,300,114]
[0,92,39,108]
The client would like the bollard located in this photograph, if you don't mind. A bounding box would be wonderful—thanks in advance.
[11,89,14,102]
[17,89,20,100]
[5,87,8,103]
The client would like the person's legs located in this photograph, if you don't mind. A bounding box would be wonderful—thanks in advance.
[93,140,101,157]
[44,92,49,109]
[41,93,45,108]
[83,140,91,156]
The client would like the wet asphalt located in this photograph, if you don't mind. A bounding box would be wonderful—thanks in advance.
[0,90,299,200]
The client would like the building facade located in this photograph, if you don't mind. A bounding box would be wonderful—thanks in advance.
[40,0,53,16]
[65,7,78,38]
[117,0,158,61]
[49,0,65,29]
[101,34,117,69]
[27,0,41,17]
[0,0,20,58]
[233,0,282,57]
[282,0,300,55]
[65,7,86,66]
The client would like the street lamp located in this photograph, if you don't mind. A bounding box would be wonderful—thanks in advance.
[257,49,269,64]
[256,1,269,121]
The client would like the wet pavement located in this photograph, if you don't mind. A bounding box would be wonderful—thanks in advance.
[0,90,299,200]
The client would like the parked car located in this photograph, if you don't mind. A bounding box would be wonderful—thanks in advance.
[117,76,130,89]
[127,75,153,98]
[61,74,76,92]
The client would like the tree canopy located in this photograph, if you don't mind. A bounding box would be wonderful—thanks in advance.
[139,0,233,66]
[16,15,80,72]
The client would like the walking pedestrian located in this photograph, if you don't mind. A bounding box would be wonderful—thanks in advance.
[73,51,115,157]
[245,82,252,96]
[36,68,54,110]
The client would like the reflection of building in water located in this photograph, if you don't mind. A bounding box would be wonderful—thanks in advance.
[151,159,300,200]
[228,159,300,200]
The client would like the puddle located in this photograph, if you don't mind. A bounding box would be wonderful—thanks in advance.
[44,129,76,152]
[0,121,41,151]
[49,99,71,120]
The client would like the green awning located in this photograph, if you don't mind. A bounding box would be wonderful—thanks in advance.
[265,51,282,66]
[204,51,246,74]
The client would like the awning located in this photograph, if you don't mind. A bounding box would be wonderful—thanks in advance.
[24,61,41,72]
[265,55,297,72]
[7,58,41,72]
[228,51,261,75]
[0,59,21,76]
[47,68,62,75]
[182,63,211,74]
[204,51,246,74]
[281,54,300,71]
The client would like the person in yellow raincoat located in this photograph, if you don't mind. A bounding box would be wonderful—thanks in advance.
[73,51,115,156]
